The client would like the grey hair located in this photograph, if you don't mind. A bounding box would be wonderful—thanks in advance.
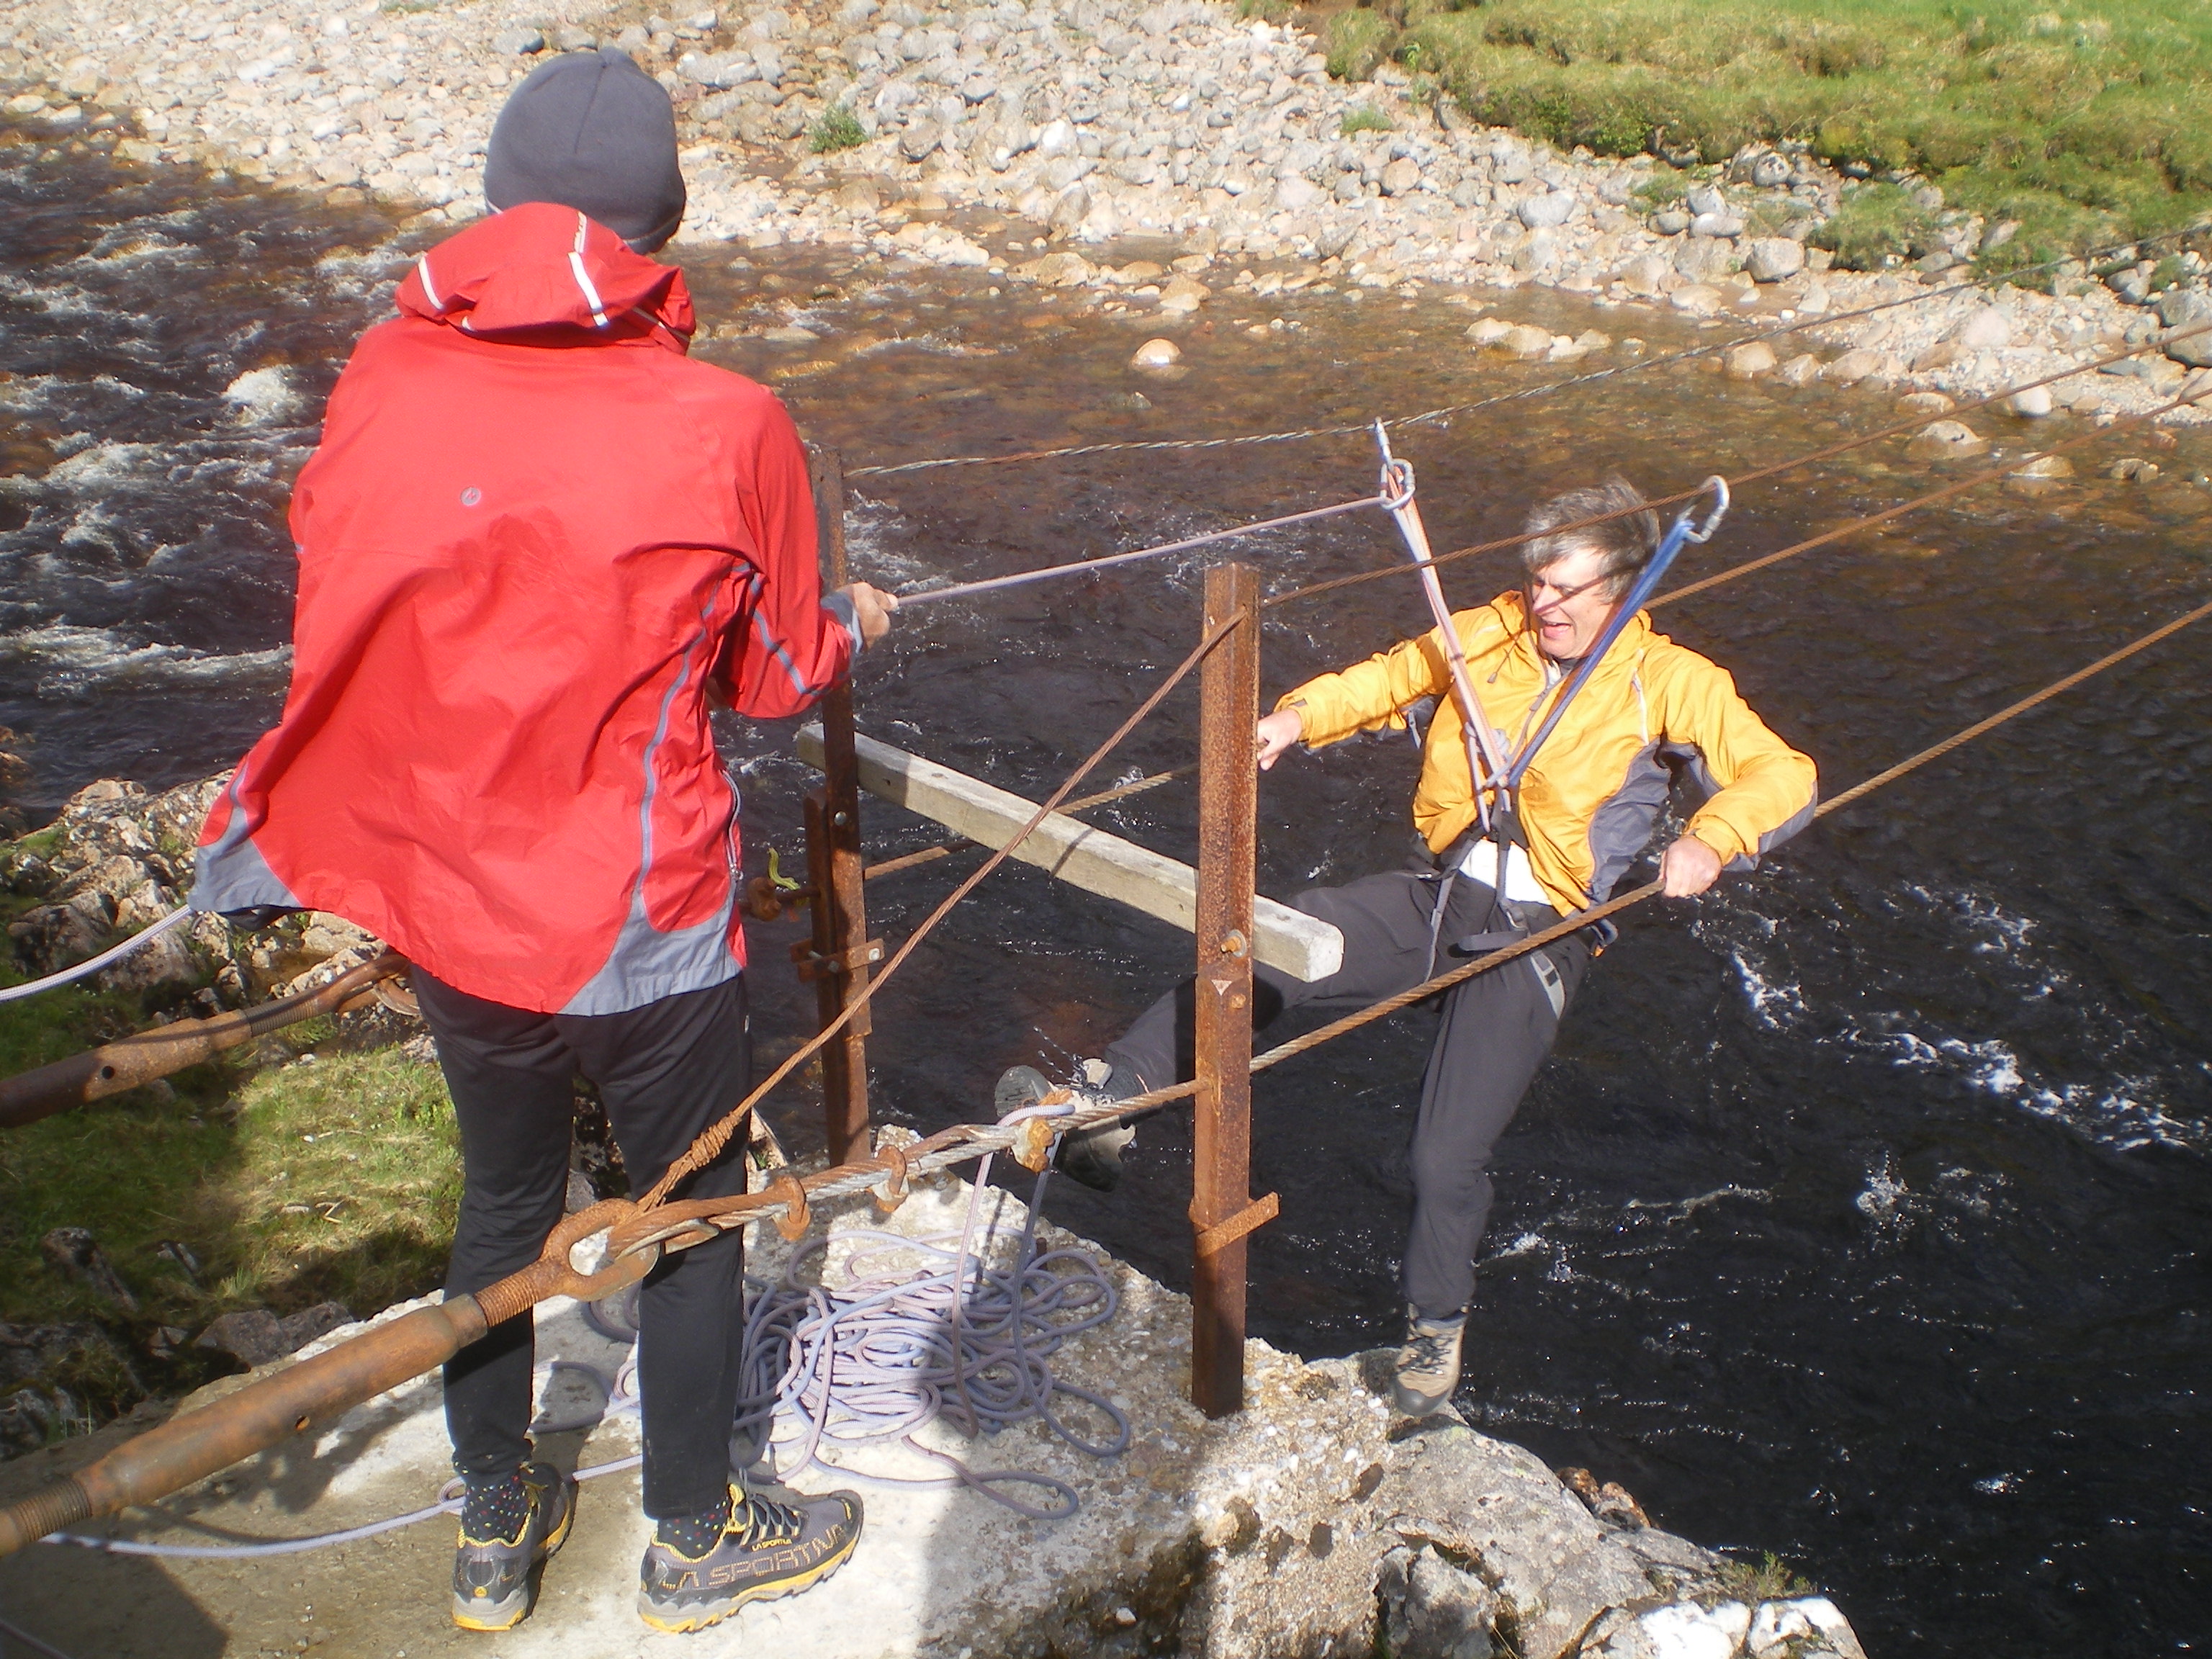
[1519,476,1663,598]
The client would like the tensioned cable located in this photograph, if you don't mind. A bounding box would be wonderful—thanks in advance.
[639,611,1244,1210]
[844,219,2212,480]
[603,586,2212,1254]
[892,487,1395,608]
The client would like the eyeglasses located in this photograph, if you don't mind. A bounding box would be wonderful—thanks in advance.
[1525,570,1613,611]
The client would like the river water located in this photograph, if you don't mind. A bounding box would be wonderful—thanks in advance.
[4,130,2211,1654]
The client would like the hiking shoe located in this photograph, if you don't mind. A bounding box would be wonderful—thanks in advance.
[451,1461,576,1632]
[637,1485,863,1634]
[996,1061,1136,1193]
[1392,1307,1467,1416]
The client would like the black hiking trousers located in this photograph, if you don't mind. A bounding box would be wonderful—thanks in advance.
[414,968,751,1521]
[1103,860,1592,1322]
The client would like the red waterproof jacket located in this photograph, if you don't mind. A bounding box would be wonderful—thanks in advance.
[193,203,857,1014]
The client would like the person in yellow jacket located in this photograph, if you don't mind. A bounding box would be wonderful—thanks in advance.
[999,475,1816,1416]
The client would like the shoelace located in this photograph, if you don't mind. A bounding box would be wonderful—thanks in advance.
[1403,1329,1457,1375]
[731,1493,806,1549]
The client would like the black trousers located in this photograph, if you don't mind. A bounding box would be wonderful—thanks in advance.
[1104,863,1590,1321]
[415,968,752,1521]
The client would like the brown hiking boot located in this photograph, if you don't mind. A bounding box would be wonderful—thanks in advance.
[1391,1307,1467,1416]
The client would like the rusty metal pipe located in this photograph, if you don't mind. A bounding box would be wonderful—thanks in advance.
[0,951,408,1130]
[0,1200,652,1559]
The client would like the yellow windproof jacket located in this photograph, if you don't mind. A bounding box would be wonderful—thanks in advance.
[1279,590,1818,914]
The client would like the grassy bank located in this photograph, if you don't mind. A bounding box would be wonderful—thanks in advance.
[1334,0,2212,270]
[1,989,461,1424]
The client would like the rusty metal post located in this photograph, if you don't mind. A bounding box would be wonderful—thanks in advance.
[1190,561,1264,1418]
[799,449,875,1166]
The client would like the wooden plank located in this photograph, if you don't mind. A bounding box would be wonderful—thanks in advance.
[794,725,1344,984]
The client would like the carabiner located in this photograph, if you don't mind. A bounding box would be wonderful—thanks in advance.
[1682,475,1730,544]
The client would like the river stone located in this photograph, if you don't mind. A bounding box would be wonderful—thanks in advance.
[1690,210,1744,238]
[1518,189,1574,228]
[836,179,881,215]
[1129,338,1182,369]
[2011,453,2074,478]
[1948,306,2013,349]
[1048,184,1090,234]
[1685,184,1725,217]
[2157,287,2212,365]
[1822,348,1883,384]
[898,120,942,162]
[1652,208,1691,235]
[2007,385,2055,417]
[1745,237,1804,282]
[1157,276,1209,312]
[1725,341,1777,379]
[1905,420,1988,460]
[493,27,545,54]
[1276,173,1321,210]
[1026,250,1092,286]
[1895,390,1956,415]
[1380,157,1421,197]
[2107,457,2161,482]
[1750,150,1791,189]
[1670,283,1725,316]
[1617,253,1671,296]
[1465,318,1512,345]
[1512,233,1559,274]
[552,24,598,50]
[1777,351,1821,387]
[1496,323,1553,359]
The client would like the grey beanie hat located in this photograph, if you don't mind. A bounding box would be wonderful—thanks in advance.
[483,48,686,251]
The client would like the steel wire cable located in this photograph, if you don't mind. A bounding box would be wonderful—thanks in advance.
[843,219,2212,481]
[620,588,2212,1238]
[638,611,1245,1212]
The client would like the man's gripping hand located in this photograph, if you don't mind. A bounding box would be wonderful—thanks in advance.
[841,583,899,647]
[1256,707,1304,771]
[1659,835,1724,897]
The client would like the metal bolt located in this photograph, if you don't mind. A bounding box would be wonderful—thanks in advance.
[831,810,851,827]
[1218,930,1248,956]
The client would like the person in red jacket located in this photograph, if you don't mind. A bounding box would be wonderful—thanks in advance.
[192,49,895,1637]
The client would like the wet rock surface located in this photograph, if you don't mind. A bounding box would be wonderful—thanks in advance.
[0,0,2205,426]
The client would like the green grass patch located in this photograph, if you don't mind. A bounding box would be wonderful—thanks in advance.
[1812,182,1942,268]
[808,104,868,154]
[0,1046,460,1335]
[1395,0,2212,263]
[1325,8,1398,82]
[1341,102,1395,136]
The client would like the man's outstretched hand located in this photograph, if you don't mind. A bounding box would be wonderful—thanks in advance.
[1659,835,1723,897]
[1256,707,1305,771]
[842,583,899,647]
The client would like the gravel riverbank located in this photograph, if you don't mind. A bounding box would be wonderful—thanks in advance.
[4,0,2209,439]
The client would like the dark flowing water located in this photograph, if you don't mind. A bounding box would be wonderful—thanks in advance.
[5,129,2211,1655]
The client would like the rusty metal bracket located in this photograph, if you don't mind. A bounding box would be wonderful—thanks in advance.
[1010,1110,1064,1173]
[789,935,887,982]
[1192,1192,1279,1259]
[769,1173,812,1242]
[872,1140,911,1214]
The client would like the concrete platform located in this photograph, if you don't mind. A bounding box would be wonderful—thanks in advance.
[0,1162,1868,1659]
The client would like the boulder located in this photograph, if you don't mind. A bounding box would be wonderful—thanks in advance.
[1689,211,1744,238]
[2157,287,2212,367]
[1669,284,1725,317]
[2007,385,2054,417]
[1745,238,1805,282]
[1725,341,1777,379]
[1129,337,1182,369]
[1617,253,1673,297]
[1777,352,1822,387]
[1465,318,1513,345]
[1496,323,1554,359]
[1904,420,1988,461]
[1025,251,1092,287]
[1157,276,1209,313]
[1517,189,1575,229]
[2009,453,2075,480]
[1380,157,1421,197]
[1822,349,1884,385]
[1895,391,1956,415]
[1947,306,2013,349]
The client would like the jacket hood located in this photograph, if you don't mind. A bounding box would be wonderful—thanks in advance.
[395,202,696,345]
